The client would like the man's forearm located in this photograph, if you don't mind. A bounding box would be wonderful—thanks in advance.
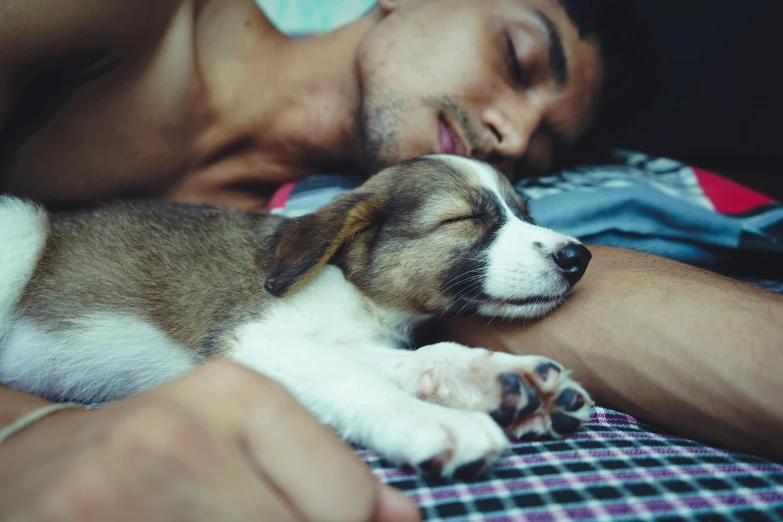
[445,246,783,461]
[0,386,51,430]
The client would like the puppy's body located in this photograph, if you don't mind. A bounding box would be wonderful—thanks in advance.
[3,203,277,402]
[0,156,594,476]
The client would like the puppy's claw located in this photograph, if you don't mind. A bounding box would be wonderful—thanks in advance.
[550,412,583,436]
[453,459,487,480]
[417,450,452,475]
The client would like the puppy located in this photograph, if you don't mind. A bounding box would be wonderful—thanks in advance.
[0,156,593,478]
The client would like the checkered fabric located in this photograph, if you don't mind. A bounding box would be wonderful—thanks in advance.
[360,406,783,521]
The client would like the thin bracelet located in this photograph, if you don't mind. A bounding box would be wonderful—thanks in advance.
[0,402,85,445]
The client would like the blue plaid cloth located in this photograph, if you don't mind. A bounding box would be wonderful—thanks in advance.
[271,151,783,274]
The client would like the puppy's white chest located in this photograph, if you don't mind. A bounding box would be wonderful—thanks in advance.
[247,266,390,349]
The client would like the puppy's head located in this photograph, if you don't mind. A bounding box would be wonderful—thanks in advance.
[266,155,590,320]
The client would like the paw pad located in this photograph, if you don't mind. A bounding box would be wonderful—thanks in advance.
[488,359,592,440]
[554,388,585,412]
[490,373,542,427]
[534,361,561,381]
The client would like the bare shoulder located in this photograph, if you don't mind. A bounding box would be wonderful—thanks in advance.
[0,0,185,70]
[0,0,186,122]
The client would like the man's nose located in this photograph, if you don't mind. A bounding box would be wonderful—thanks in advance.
[481,105,542,161]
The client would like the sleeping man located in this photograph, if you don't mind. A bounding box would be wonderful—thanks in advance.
[0,0,781,520]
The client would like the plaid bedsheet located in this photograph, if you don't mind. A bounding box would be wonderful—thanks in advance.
[362,406,783,521]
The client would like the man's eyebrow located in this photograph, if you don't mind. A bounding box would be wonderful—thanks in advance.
[533,10,568,86]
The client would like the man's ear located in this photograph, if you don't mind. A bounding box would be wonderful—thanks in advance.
[264,192,384,297]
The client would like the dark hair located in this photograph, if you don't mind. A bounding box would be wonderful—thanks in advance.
[558,0,661,160]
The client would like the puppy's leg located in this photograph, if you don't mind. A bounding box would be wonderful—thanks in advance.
[227,328,509,478]
[346,343,593,440]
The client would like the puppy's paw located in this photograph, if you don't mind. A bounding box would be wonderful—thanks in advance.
[414,344,593,440]
[379,405,509,479]
[492,358,593,440]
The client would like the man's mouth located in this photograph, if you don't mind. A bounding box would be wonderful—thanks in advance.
[438,116,469,157]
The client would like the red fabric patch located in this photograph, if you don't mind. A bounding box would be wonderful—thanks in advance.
[267,182,296,212]
[693,168,775,214]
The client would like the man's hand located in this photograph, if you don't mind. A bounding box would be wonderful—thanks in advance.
[0,361,420,522]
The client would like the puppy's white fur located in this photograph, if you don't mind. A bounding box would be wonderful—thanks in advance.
[1,314,195,403]
[228,266,517,471]
[0,197,48,342]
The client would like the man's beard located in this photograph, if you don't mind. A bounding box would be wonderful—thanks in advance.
[356,83,490,176]
[355,82,408,176]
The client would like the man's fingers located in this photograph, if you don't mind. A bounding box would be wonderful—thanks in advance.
[245,415,420,522]
[241,408,378,521]
[372,484,421,522]
[100,401,300,522]
[153,361,401,521]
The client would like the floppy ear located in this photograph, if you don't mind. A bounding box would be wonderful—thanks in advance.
[264,192,384,297]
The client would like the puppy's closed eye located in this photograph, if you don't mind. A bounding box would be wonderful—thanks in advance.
[439,214,487,227]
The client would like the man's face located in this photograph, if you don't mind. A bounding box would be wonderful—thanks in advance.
[355,0,603,177]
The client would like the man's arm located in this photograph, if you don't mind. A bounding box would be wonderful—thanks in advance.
[0,385,52,431]
[444,246,783,461]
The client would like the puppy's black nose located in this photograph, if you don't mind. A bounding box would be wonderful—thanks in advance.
[552,243,592,285]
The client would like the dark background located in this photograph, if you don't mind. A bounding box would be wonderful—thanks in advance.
[613,1,783,199]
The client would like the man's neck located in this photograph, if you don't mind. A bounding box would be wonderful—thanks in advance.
[195,1,378,183]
